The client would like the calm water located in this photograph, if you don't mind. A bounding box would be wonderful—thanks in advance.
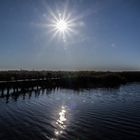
[0,83,140,140]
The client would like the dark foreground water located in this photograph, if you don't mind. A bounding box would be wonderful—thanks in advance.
[0,83,140,140]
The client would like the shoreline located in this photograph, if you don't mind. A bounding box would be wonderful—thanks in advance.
[0,71,140,89]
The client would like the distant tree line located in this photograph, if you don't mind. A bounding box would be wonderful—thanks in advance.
[0,71,140,88]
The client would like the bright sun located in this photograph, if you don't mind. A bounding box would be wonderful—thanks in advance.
[56,19,68,32]
[47,9,80,42]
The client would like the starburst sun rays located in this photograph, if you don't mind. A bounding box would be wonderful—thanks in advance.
[46,9,79,42]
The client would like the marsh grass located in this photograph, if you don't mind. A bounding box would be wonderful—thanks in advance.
[0,71,140,89]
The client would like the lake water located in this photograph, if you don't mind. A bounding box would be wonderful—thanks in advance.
[0,83,140,140]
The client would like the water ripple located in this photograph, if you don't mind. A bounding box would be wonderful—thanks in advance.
[0,83,140,140]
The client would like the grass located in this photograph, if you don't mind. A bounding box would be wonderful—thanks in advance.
[0,71,140,89]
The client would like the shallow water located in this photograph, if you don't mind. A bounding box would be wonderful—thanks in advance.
[0,83,140,140]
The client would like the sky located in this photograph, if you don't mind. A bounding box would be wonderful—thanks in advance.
[0,0,140,71]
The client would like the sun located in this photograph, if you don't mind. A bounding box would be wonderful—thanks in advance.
[41,3,85,42]
[50,14,73,42]
[47,10,77,42]
[56,19,68,32]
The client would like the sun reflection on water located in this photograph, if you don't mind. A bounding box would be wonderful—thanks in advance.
[51,106,67,139]
[56,106,66,127]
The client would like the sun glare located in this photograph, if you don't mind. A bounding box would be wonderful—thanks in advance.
[47,9,78,42]
[56,19,68,32]
[41,3,85,42]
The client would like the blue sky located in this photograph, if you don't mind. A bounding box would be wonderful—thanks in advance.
[0,0,140,70]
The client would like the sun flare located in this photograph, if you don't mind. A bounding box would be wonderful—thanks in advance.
[47,10,78,42]
[56,19,68,32]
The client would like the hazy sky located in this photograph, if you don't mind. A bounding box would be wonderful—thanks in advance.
[0,0,140,70]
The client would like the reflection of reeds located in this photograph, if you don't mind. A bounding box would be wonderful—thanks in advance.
[0,86,54,103]
[1,70,140,103]
[0,85,119,104]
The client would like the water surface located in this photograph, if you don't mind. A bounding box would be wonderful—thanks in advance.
[0,83,140,140]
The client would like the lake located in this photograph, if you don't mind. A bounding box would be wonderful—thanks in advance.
[0,83,140,140]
